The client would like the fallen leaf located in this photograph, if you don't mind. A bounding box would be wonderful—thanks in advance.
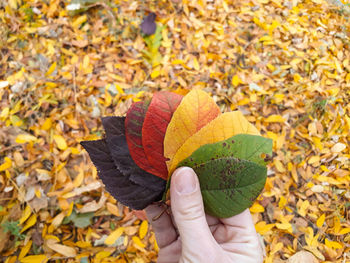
[46,239,77,257]
[287,251,318,263]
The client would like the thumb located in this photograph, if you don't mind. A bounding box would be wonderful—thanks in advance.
[170,167,217,250]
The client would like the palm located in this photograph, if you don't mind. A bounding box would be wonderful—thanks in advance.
[146,206,263,263]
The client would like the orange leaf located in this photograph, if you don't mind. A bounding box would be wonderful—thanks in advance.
[164,89,220,169]
[167,111,260,174]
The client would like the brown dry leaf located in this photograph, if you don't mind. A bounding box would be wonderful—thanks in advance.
[287,251,319,263]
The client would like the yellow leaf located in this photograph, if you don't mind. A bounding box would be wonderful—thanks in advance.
[21,214,37,233]
[297,200,310,217]
[50,212,65,229]
[250,202,265,213]
[45,239,77,257]
[0,157,12,172]
[168,111,260,174]
[19,255,48,263]
[73,169,84,187]
[274,159,286,173]
[164,89,221,170]
[105,227,124,245]
[0,107,10,119]
[45,62,56,76]
[331,143,346,153]
[72,15,87,28]
[19,205,32,224]
[193,57,200,71]
[276,222,292,230]
[278,196,287,209]
[106,202,120,217]
[15,134,37,144]
[316,213,325,228]
[139,220,148,239]
[8,0,18,9]
[255,221,274,235]
[325,238,343,249]
[75,241,91,248]
[18,241,32,259]
[96,251,111,259]
[53,135,68,150]
[265,114,286,123]
[41,118,52,130]
[151,69,161,79]
[132,236,145,248]
[270,242,283,255]
[66,202,74,217]
[231,75,242,87]
[339,228,350,235]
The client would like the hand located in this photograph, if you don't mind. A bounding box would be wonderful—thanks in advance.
[146,167,263,263]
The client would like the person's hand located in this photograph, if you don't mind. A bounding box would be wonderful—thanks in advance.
[146,167,263,263]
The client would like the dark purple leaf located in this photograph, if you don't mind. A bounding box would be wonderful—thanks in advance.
[141,12,156,35]
[80,139,165,210]
[102,116,166,192]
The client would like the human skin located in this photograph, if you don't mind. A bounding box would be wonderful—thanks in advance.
[146,167,264,263]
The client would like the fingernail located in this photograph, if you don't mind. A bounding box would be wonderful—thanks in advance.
[173,167,197,194]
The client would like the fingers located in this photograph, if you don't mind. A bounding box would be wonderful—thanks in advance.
[214,209,263,261]
[145,204,177,248]
[170,167,219,257]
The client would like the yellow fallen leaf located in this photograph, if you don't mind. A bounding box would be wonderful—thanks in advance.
[72,15,87,29]
[297,200,310,217]
[45,62,56,76]
[19,255,48,263]
[50,212,65,229]
[46,239,77,257]
[105,227,124,245]
[255,221,274,235]
[18,240,32,259]
[164,89,221,169]
[168,111,260,174]
[15,134,37,144]
[0,157,12,172]
[325,238,343,249]
[193,57,199,71]
[151,69,161,79]
[250,202,265,213]
[139,220,148,239]
[316,213,325,228]
[270,242,283,255]
[265,114,286,123]
[21,214,37,233]
[132,236,145,248]
[19,205,32,224]
[231,75,243,87]
[41,118,52,130]
[106,202,120,217]
[331,142,346,153]
[95,251,112,259]
[276,222,292,230]
[53,135,68,150]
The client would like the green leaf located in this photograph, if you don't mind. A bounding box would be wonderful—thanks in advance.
[63,210,94,228]
[175,134,272,218]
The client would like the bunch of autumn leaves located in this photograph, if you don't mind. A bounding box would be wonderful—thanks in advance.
[81,90,272,218]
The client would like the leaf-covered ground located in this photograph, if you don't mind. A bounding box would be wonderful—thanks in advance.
[0,0,349,262]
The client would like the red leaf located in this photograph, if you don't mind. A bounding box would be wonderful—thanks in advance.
[125,100,162,178]
[142,91,183,179]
